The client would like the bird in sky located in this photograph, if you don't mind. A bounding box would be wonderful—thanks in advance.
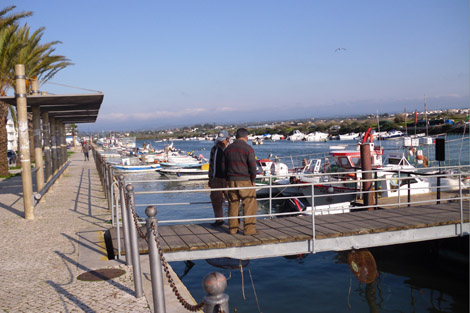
[335,48,347,52]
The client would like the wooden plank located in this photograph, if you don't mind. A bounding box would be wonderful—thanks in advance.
[159,225,178,236]
[168,225,209,250]
[185,224,226,249]
[317,221,365,237]
[385,215,430,229]
[179,235,209,250]
[259,219,310,241]
[343,218,399,234]
[313,223,343,238]
[257,219,302,242]
[160,233,190,252]
[185,224,212,235]
[205,224,263,247]
[274,217,315,237]
[170,224,193,236]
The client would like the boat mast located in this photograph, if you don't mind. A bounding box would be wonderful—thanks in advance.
[404,108,408,136]
[424,94,428,136]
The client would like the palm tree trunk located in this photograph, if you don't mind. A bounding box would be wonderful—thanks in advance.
[0,101,10,176]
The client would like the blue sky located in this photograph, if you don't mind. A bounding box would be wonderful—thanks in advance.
[10,1,470,131]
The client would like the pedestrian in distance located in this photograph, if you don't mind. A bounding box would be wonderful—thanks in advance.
[82,141,90,161]
[223,128,258,235]
[208,130,231,226]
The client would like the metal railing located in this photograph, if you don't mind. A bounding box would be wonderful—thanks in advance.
[93,149,469,312]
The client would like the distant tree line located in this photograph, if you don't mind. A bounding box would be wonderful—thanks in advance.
[128,111,468,140]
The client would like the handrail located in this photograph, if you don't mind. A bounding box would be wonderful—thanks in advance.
[33,161,71,206]
[101,151,469,256]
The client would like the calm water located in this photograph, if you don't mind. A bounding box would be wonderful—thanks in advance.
[127,135,469,313]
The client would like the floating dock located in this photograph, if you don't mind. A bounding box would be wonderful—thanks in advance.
[109,200,469,261]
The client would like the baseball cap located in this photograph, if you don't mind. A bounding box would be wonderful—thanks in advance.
[215,130,230,142]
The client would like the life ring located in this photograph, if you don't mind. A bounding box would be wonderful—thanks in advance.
[409,147,416,156]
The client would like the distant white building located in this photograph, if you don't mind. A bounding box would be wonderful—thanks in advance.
[6,119,17,151]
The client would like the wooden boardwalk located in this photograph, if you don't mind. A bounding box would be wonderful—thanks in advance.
[109,201,470,262]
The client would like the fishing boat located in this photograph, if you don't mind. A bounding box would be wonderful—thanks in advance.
[255,157,358,210]
[157,164,209,180]
[111,157,161,173]
[329,142,385,169]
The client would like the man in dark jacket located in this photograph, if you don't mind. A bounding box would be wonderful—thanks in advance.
[208,130,230,226]
[224,128,258,235]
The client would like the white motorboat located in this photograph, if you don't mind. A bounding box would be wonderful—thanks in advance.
[287,130,306,141]
[379,130,404,140]
[338,133,360,140]
[304,132,329,142]
[268,134,284,141]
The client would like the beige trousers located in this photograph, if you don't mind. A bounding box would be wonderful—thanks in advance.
[227,180,257,234]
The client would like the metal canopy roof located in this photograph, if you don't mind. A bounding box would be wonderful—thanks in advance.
[0,93,104,124]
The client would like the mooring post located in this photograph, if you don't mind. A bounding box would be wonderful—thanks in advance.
[202,272,229,313]
[360,143,374,209]
[15,64,34,220]
[145,206,166,313]
[126,184,143,298]
[118,175,131,265]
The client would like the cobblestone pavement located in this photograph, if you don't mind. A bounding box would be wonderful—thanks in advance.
[0,150,150,312]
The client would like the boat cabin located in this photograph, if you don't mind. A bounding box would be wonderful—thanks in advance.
[330,143,384,170]
[256,159,289,177]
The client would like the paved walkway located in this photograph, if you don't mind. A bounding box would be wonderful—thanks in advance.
[0,150,198,313]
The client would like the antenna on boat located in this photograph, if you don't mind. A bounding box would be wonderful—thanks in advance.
[376,110,382,145]
[424,94,428,136]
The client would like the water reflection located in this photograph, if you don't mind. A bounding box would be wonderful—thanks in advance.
[347,249,378,284]
[171,238,468,313]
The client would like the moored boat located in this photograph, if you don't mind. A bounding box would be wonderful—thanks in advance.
[304,132,329,142]
[338,133,360,140]
[157,164,209,180]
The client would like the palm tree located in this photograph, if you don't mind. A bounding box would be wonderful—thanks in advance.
[0,6,32,30]
[13,25,73,160]
[0,6,72,176]
[0,6,32,176]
